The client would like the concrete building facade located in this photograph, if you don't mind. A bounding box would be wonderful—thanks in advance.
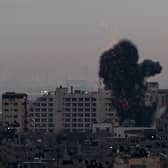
[2,92,28,132]
[63,89,118,132]
[28,87,67,133]
[28,87,118,133]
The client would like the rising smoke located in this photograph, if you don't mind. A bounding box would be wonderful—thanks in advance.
[99,40,162,126]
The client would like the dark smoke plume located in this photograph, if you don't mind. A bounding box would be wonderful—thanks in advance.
[99,40,162,126]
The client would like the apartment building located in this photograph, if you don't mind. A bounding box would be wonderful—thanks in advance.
[28,86,118,133]
[28,87,67,133]
[63,90,97,132]
[2,92,28,132]
[63,89,118,132]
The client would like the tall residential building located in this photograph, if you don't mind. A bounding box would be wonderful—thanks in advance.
[28,87,118,133]
[63,88,118,132]
[28,87,67,133]
[2,92,28,132]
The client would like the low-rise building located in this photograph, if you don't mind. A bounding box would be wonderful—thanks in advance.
[113,127,155,139]
[128,156,160,168]
[114,156,160,168]
[92,122,113,134]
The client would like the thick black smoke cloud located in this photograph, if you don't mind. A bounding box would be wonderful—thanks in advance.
[99,40,162,126]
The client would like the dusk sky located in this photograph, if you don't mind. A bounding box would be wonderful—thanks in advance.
[0,0,167,87]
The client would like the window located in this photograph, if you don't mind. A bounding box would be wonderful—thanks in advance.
[65,103,70,107]
[91,97,96,101]
[41,103,47,106]
[72,113,76,117]
[78,124,83,127]
[78,103,83,107]
[85,118,90,122]
[48,108,53,112]
[4,102,9,106]
[65,118,70,122]
[85,113,90,117]
[92,113,96,117]
[42,108,47,112]
[78,118,83,122]
[72,123,76,127]
[92,119,97,123]
[14,109,18,112]
[41,123,46,127]
[48,98,53,101]
[65,108,70,112]
[79,98,83,101]
[72,103,77,107]
[72,118,77,122]
[39,97,47,101]
[48,103,53,106]
[65,98,70,101]
[35,119,40,122]
[48,118,53,122]
[78,108,83,112]
[34,103,40,106]
[85,108,90,112]
[107,113,114,116]
[14,103,18,106]
[72,98,77,101]
[85,98,90,101]
[35,108,40,112]
[92,103,96,106]
[49,113,53,117]
[41,119,47,122]
[4,109,8,112]
[42,113,47,117]
[35,113,40,117]
[72,108,77,112]
[78,113,83,117]
[92,108,96,112]
[85,103,90,107]
[85,124,90,127]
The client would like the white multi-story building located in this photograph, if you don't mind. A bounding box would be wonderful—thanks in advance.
[28,86,67,133]
[63,88,118,132]
[28,87,118,133]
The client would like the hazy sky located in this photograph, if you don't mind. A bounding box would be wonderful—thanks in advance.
[0,0,168,86]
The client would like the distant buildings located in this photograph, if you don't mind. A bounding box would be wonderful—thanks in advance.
[27,87,118,133]
[2,92,28,132]
[2,81,168,133]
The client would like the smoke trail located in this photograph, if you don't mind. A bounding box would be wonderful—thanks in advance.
[99,39,162,126]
